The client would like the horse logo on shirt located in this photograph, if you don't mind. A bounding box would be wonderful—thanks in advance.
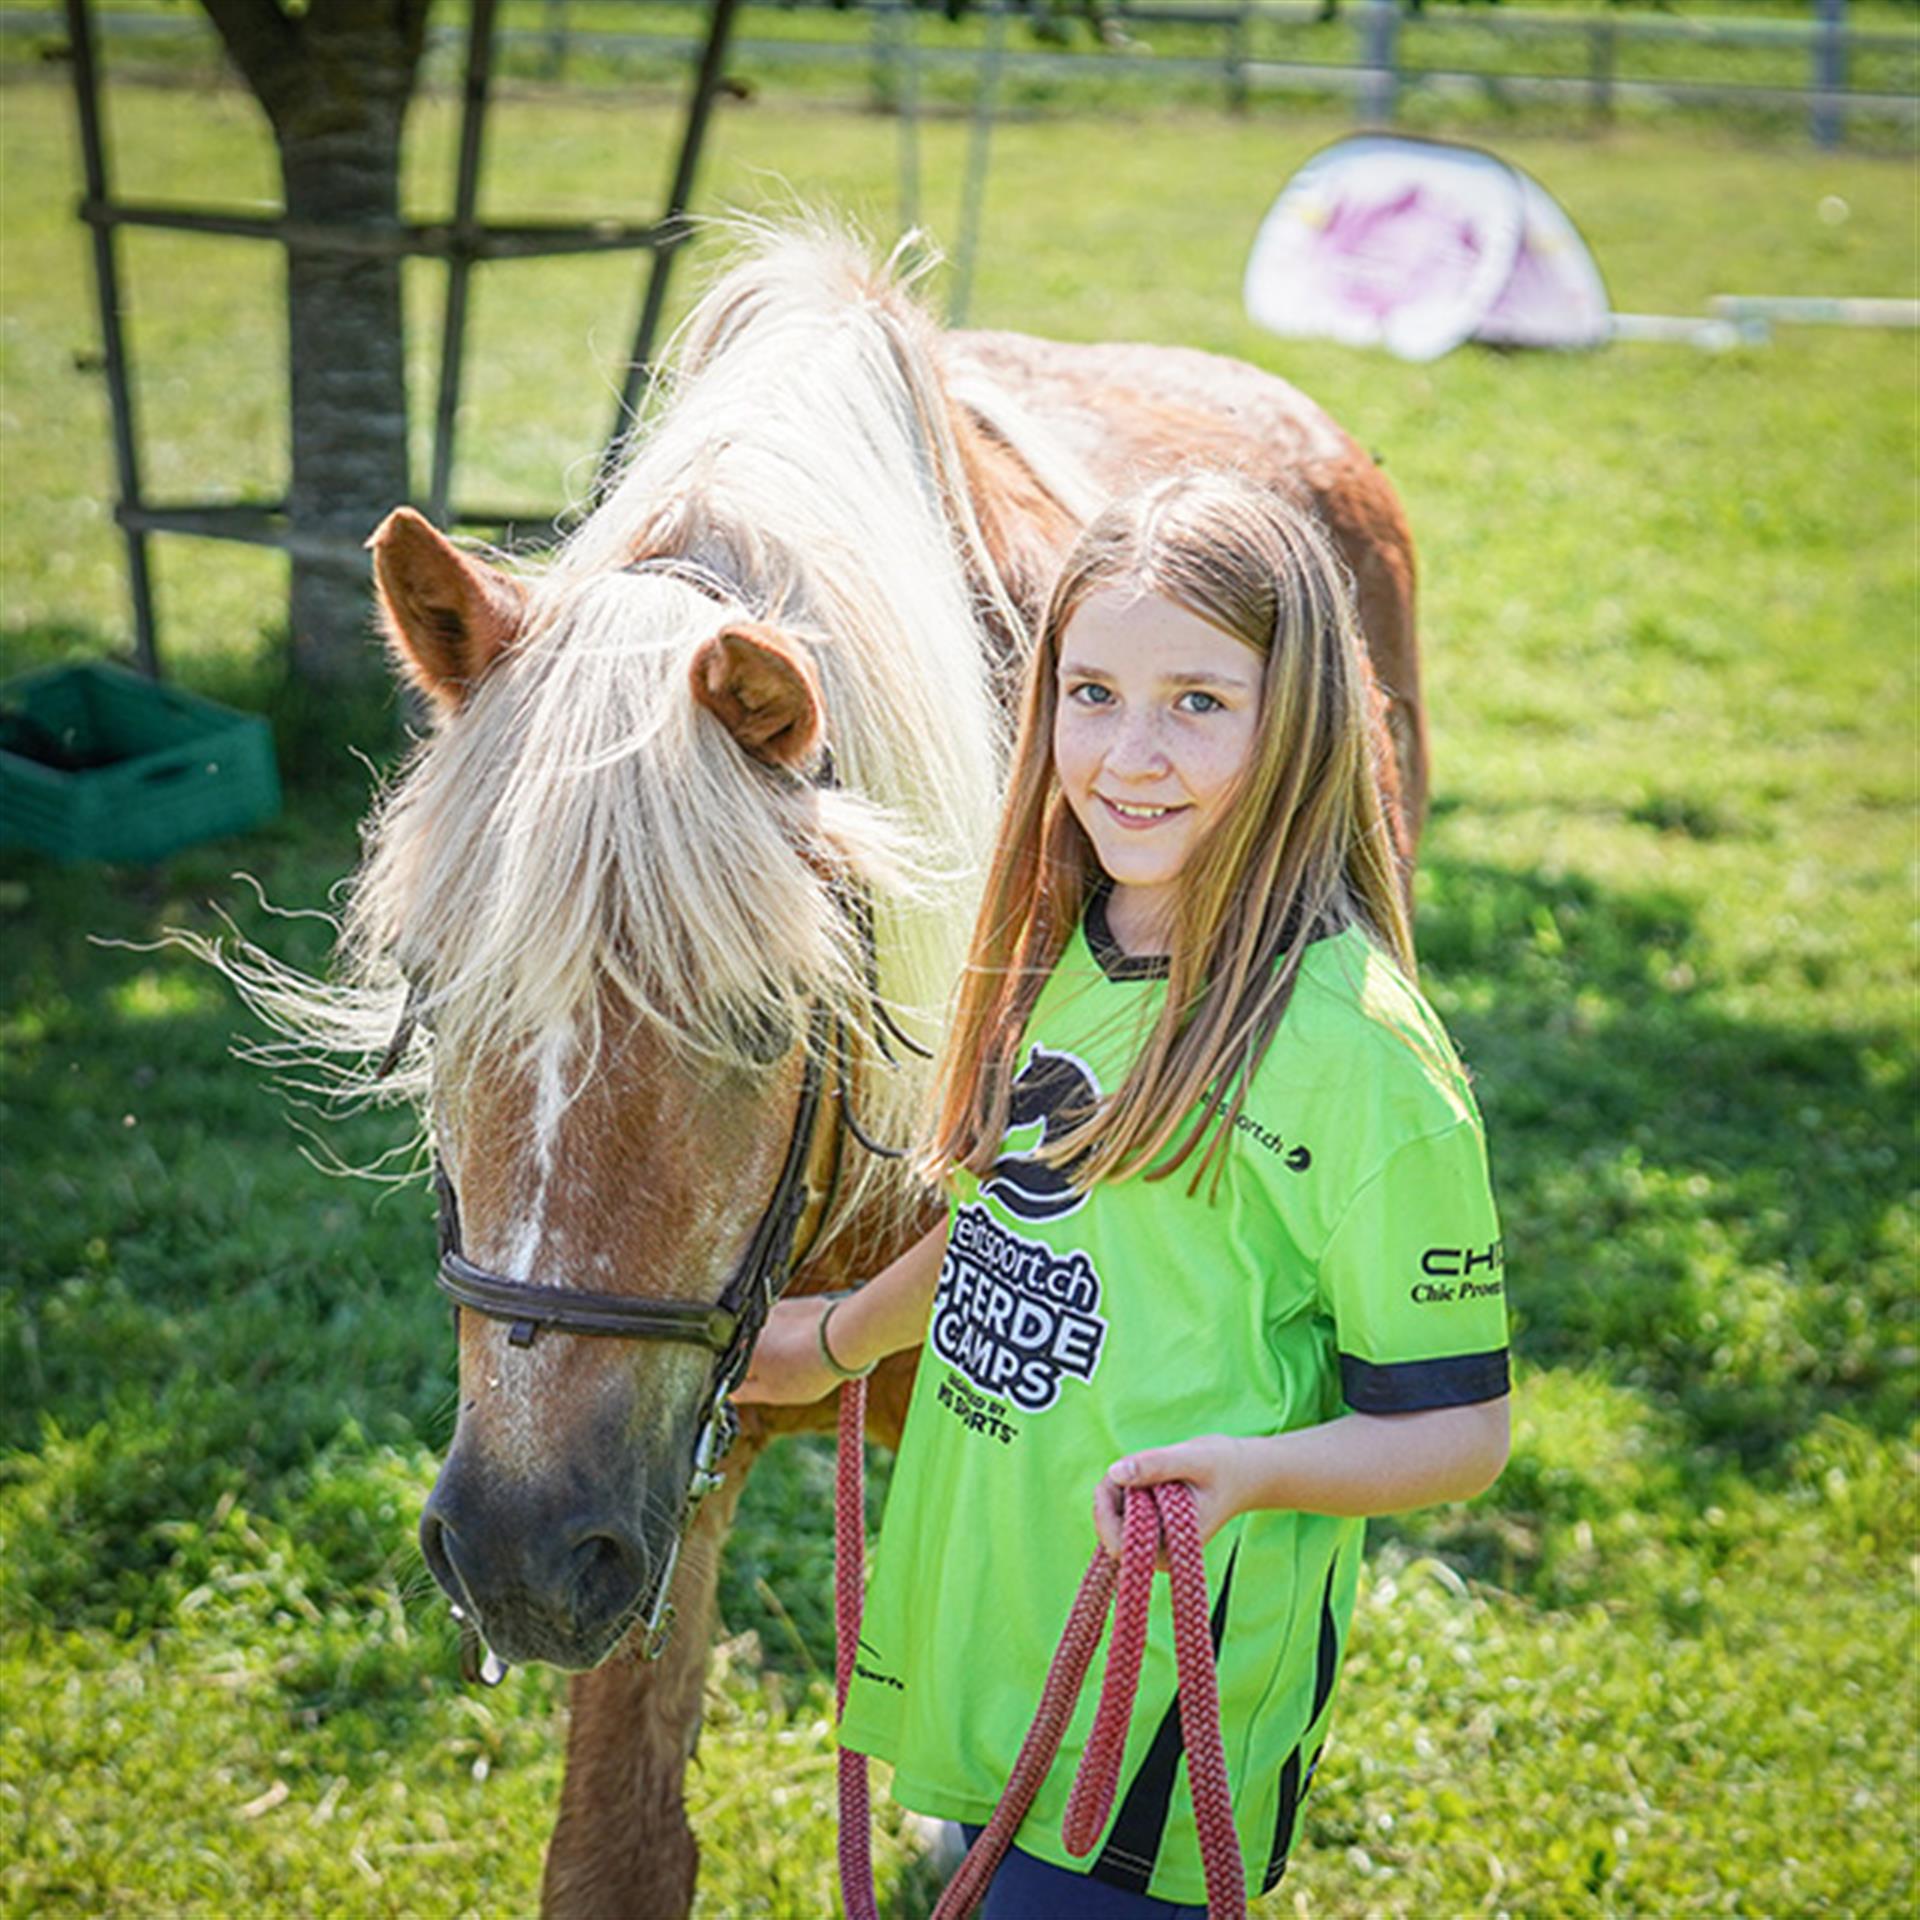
[982,1047,1100,1222]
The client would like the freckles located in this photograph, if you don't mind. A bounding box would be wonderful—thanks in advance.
[1052,731,1098,795]
[1195,720,1258,792]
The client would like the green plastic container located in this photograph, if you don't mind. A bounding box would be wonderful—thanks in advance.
[0,662,281,864]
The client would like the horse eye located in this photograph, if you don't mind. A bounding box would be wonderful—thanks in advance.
[719,1002,793,1067]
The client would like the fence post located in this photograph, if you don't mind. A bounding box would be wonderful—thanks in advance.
[1587,17,1615,127]
[1226,3,1249,114]
[544,0,567,83]
[64,0,160,676]
[1360,0,1398,126]
[870,0,893,115]
[949,2,1007,327]
[428,0,498,530]
[1811,0,1847,148]
[896,2,922,235]
[606,0,746,449]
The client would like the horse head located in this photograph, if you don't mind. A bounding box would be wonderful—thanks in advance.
[365,507,942,1671]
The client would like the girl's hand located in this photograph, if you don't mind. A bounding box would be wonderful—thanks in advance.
[1093,1436,1252,1561]
[733,1294,844,1405]
[734,1225,948,1407]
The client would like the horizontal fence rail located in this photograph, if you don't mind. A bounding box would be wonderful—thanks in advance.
[79,196,683,260]
[7,2,1915,145]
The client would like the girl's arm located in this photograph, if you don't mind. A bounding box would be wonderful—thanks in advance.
[1091,1398,1511,1557]
[732,1221,947,1404]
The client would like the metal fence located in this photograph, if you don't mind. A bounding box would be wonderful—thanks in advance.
[6,1,1915,148]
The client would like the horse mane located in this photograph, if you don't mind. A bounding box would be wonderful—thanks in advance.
[219,220,1091,1238]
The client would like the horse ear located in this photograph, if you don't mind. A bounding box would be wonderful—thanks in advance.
[368,508,526,709]
[688,623,825,771]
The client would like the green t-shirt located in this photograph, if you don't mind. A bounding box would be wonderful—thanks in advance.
[839,901,1509,1902]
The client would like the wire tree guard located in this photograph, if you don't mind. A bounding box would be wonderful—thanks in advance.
[62,0,746,678]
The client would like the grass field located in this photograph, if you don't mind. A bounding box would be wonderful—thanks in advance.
[3,62,1916,1919]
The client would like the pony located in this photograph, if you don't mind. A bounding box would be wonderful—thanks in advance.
[217,221,1423,1917]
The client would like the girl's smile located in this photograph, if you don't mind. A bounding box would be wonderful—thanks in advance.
[1054,588,1262,950]
[1098,797,1182,826]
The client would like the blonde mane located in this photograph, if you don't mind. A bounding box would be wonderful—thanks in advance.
[215,223,1075,1240]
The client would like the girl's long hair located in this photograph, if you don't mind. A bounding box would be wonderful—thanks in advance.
[926,470,1415,1196]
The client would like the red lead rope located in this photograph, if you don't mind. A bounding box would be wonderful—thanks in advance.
[832,1377,1248,1919]
[834,1380,881,1920]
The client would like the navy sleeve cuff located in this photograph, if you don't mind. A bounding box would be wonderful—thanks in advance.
[1339,1348,1510,1414]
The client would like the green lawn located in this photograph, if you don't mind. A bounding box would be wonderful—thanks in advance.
[2,67,1915,1918]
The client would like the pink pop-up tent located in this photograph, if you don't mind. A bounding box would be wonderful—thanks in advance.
[1244,135,1612,362]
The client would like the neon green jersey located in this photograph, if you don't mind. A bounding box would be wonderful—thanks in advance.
[839,902,1509,1902]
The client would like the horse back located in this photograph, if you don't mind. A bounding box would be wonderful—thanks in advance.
[949,330,1427,848]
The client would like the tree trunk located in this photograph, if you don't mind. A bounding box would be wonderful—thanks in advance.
[200,0,427,688]
[279,95,412,687]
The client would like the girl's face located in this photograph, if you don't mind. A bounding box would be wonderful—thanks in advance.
[1053,587,1263,947]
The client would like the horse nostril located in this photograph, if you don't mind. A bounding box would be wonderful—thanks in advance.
[419,1506,462,1600]
[567,1529,643,1630]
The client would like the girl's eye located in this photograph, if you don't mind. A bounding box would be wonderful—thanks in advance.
[1066,681,1113,707]
[1176,690,1224,715]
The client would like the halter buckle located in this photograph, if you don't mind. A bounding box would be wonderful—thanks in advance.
[688,1396,737,1502]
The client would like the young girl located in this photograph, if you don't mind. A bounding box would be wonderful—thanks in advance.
[738,471,1510,1915]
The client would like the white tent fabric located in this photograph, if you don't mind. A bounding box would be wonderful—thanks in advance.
[1244,136,1611,362]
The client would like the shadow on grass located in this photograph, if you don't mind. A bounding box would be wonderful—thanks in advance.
[1,675,446,1664]
[1416,853,1912,1464]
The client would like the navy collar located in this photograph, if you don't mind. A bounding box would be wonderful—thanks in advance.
[1083,880,1170,984]
[1082,880,1334,985]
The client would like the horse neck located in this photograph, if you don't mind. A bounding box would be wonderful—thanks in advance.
[945,397,1085,675]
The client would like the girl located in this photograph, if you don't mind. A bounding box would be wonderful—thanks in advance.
[738,471,1510,1916]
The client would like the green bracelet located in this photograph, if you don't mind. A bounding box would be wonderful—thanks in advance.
[817,1289,878,1382]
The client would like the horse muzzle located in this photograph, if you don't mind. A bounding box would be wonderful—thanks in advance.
[419,1447,677,1671]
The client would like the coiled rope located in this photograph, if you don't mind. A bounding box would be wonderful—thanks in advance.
[832,1375,1247,1919]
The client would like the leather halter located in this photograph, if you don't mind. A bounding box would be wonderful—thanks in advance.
[433,1003,838,1361]
[429,1002,846,1658]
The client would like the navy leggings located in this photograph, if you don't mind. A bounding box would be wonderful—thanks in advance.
[956,1826,1207,1919]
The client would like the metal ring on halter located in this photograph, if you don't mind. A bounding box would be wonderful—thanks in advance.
[639,1385,739,1658]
